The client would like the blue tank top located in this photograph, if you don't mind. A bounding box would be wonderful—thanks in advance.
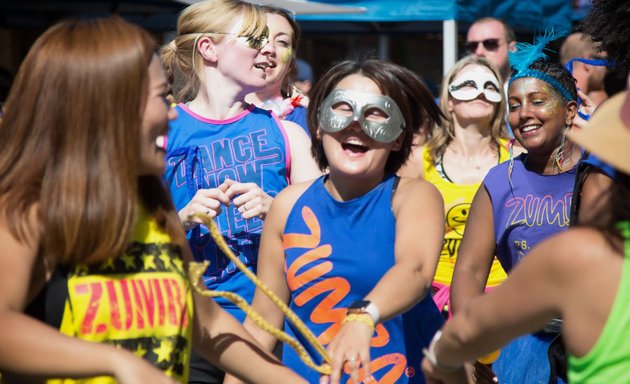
[284,105,309,136]
[164,103,290,320]
[282,175,443,383]
[484,153,577,272]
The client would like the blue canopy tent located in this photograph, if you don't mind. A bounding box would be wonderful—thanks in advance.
[296,0,573,75]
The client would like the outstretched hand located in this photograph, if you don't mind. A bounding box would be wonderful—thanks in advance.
[320,320,375,384]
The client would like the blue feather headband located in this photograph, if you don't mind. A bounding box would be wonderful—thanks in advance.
[508,29,575,102]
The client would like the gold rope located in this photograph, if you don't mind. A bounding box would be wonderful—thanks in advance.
[188,213,332,375]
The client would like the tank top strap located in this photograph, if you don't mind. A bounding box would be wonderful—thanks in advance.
[617,221,630,257]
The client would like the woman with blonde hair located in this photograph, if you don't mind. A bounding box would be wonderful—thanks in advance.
[400,55,512,319]
[0,15,305,384]
[161,0,320,382]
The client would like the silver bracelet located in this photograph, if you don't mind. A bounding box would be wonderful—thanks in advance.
[423,330,463,372]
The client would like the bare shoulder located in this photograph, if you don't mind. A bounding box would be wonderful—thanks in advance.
[280,120,308,140]
[394,176,441,203]
[267,178,319,226]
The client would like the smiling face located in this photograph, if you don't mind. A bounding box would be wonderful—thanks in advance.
[507,77,574,155]
[318,73,404,180]
[138,55,177,176]
[448,63,501,124]
[260,12,295,93]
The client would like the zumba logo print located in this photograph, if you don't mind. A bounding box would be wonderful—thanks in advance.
[441,238,461,259]
[284,206,407,383]
[505,192,572,228]
[72,276,190,335]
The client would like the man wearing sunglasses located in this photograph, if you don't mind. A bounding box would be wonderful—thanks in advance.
[466,17,516,84]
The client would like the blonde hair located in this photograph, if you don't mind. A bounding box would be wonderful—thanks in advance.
[160,0,267,102]
[428,55,508,161]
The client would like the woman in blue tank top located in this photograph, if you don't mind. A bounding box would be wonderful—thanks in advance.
[233,59,447,384]
[160,1,321,382]
[450,34,581,383]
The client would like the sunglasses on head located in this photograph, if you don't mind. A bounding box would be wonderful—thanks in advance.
[465,38,500,53]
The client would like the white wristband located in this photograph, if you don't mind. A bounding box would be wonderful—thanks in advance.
[423,330,462,372]
[364,302,381,325]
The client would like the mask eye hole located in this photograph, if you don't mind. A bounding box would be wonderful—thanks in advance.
[364,107,389,123]
[484,81,499,92]
[331,101,353,117]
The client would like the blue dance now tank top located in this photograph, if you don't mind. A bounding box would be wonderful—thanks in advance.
[164,103,290,320]
[282,174,443,383]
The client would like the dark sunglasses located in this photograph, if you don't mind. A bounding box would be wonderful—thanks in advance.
[465,38,500,53]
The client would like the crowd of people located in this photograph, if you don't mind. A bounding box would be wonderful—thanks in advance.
[0,0,629,383]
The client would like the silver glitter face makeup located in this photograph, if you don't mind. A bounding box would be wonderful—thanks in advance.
[319,89,405,143]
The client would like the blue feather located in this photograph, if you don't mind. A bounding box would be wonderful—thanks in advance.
[509,29,566,74]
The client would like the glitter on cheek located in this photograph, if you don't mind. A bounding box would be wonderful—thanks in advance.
[280,47,292,64]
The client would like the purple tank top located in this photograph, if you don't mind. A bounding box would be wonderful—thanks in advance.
[484,154,577,272]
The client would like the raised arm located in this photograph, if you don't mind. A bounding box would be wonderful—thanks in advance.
[450,186,497,314]
[422,229,612,383]
[325,178,444,383]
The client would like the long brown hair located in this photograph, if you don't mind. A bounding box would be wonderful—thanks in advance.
[0,16,183,265]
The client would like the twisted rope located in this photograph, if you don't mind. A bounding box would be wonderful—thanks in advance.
[188,213,332,374]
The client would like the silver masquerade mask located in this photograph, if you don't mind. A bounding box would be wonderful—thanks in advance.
[448,70,502,103]
[318,89,405,143]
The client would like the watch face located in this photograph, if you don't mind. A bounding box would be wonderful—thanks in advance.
[349,300,370,310]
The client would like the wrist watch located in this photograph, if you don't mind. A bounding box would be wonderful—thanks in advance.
[347,300,381,324]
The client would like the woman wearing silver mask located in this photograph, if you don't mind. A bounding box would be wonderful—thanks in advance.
[399,56,514,327]
[237,59,446,384]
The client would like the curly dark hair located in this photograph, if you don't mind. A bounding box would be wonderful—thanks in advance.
[306,59,444,174]
[581,0,630,74]
[511,58,578,102]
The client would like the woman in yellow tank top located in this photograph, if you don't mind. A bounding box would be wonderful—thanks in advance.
[400,56,519,318]
[0,15,304,384]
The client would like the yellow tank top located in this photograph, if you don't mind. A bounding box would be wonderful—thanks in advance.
[423,140,510,287]
[49,205,194,383]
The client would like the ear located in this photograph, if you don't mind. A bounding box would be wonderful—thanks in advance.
[196,35,218,63]
[446,98,455,113]
[565,100,578,125]
[316,127,322,139]
[508,41,517,53]
[391,132,405,151]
